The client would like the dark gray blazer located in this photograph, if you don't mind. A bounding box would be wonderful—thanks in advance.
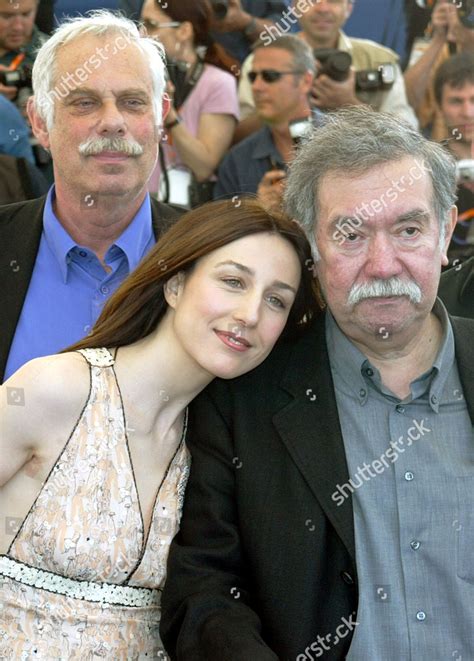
[438,257,474,320]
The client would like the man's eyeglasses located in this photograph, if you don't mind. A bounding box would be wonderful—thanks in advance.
[247,69,304,84]
[142,19,181,30]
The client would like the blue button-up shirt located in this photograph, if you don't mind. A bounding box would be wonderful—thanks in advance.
[5,186,155,380]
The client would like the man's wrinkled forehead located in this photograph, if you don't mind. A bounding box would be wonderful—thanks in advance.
[54,34,152,83]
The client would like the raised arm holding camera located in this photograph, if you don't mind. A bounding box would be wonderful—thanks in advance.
[404,0,474,140]
[237,0,418,139]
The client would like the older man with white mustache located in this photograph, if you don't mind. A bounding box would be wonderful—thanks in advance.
[160,107,474,661]
[0,11,182,382]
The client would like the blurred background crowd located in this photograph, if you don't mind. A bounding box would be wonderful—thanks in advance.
[1,0,473,264]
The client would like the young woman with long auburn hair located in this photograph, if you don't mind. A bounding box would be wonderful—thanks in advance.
[0,198,318,658]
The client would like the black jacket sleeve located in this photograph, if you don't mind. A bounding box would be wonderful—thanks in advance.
[160,384,278,661]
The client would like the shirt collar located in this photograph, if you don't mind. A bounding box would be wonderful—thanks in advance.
[42,186,153,283]
[251,125,284,163]
[43,185,77,283]
[337,31,352,53]
[326,298,455,411]
[109,193,153,271]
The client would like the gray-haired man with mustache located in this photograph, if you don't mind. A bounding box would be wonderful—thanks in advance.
[0,11,179,382]
[161,107,474,660]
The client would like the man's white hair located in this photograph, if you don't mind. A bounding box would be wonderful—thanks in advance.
[32,10,166,130]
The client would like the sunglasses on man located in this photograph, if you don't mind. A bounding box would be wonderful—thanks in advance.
[247,69,305,84]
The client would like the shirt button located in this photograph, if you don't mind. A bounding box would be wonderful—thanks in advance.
[410,540,421,550]
[404,471,414,481]
[416,611,426,621]
[396,404,405,413]
[365,368,374,377]
[359,388,366,398]
[430,394,438,405]
[101,285,109,295]
[79,250,87,257]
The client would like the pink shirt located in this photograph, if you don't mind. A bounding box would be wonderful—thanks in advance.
[148,64,239,195]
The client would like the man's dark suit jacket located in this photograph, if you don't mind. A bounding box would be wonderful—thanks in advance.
[439,257,474,319]
[0,195,182,383]
[161,313,474,660]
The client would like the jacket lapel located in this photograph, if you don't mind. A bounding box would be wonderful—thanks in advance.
[451,316,474,423]
[272,316,356,562]
[150,198,184,239]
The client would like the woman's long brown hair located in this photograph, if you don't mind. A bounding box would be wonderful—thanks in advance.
[68,198,319,353]
[161,0,238,74]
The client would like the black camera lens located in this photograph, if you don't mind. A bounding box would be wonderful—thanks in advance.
[0,66,32,89]
[313,48,352,82]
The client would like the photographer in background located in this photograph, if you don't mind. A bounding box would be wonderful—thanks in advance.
[143,0,239,208]
[238,0,417,141]
[404,0,474,140]
[214,35,315,212]
[435,52,474,264]
[0,0,47,110]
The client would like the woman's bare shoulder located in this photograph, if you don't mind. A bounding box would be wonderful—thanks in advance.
[1,352,91,436]
[0,353,92,485]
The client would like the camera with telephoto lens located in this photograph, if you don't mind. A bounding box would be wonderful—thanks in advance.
[210,0,228,19]
[457,0,474,29]
[456,159,474,183]
[313,48,396,91]
[0,64,32,89]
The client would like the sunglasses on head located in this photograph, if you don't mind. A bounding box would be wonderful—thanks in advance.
[247,69,304,84]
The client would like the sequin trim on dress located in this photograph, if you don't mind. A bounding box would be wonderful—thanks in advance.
[0,555,161,607]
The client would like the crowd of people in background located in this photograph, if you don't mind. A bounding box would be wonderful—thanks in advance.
[0,0,473,259]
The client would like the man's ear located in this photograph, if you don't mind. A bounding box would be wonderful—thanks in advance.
[345,0,354,20]
[301,69,315,95]
[441,205,458,267]
[176,20,193,44]
[163,272,185,308]
[161,92,171,125]
[27,97,51,150]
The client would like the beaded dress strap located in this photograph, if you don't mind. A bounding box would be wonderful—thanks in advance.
[76,348,115,368]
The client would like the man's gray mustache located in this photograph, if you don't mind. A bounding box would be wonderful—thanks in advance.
[78,137,144,157]
[348,277,422,306]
